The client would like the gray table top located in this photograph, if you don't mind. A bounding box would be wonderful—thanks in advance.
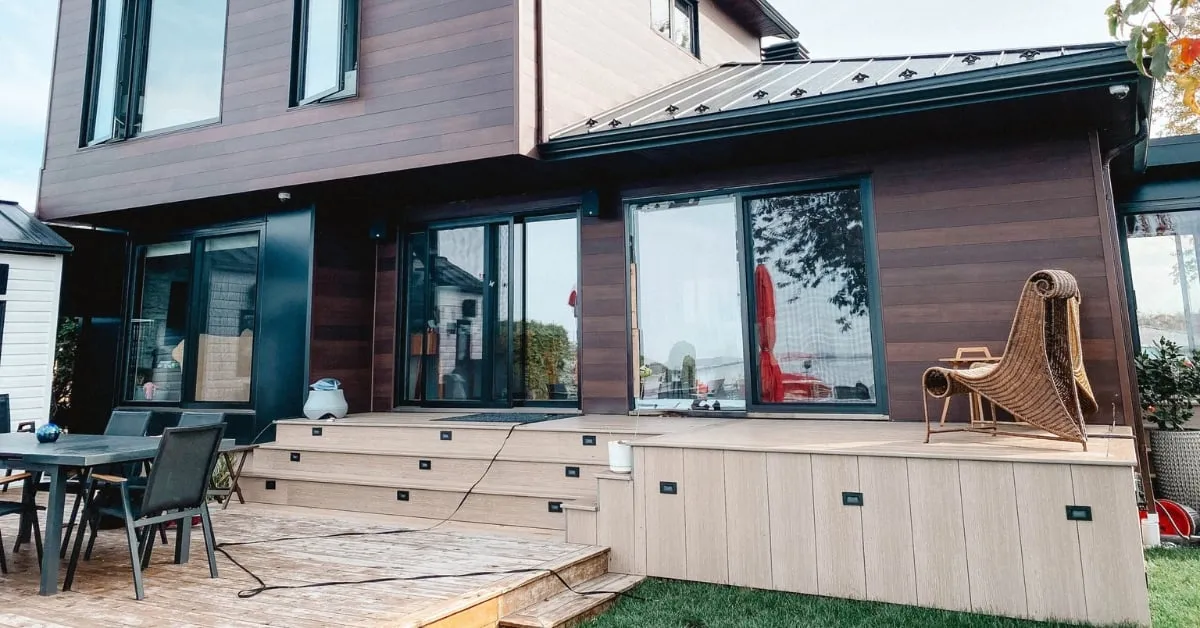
[0,433,237,468]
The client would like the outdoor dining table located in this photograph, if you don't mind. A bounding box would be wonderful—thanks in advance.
[0,432,235,595]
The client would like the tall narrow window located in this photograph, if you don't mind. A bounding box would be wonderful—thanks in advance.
[293,0,359,105]
[193,234,260,402]
[83,0,227,146]
[1127,211,1200,353]
[126,241,192,402]
[650,0,699,57]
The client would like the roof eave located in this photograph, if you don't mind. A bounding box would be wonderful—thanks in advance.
[541,48,1142,160]
[757,0,800,39]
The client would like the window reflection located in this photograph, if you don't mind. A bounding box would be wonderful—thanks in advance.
[302,0,342,100]
[139,0,226,133]
[193,234,260,402]
[632,197,746,411]
[520,219,579,401]
[747,189,876,404]
[1128,212,1200,353]
[126,241,191,402]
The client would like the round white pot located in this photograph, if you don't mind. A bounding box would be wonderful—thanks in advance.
[304,389,348,420]
[1150,429,1200,510]
[608,440,633,474]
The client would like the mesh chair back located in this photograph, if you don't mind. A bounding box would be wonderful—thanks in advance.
[104,410,153,437]
[177,412,224,428]
[140,424,224,515]
[0,394,8,434]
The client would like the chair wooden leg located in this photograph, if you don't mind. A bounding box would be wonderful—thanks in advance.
[199,504,218,578]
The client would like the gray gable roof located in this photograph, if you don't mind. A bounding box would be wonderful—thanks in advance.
[552,43,1121,140]
[0,201,73,255]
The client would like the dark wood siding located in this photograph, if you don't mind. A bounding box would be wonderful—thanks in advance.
[308,208,375,414]
[579,214,630,414]
[620,132,1130,423]
[38,0,520,219]
[373,240,398,410]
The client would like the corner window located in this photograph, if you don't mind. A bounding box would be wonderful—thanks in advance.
[83,0,228,146]
[1126,211,1200,353]
[630,182,884,413]
[124,232,260,405]
[651,0,699,57]
[292,0,359,106]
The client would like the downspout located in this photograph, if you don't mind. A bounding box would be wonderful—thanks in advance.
[534,0,545,145]
[1101,112,1154,505]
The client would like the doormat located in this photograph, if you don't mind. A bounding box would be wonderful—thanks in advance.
[433,413,573,424]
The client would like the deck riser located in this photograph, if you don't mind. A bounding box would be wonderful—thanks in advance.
[274,423,637,464]
[251,449,607,497]
[240,477,572,530]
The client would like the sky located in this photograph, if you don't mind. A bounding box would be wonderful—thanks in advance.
[0,0,1117,212]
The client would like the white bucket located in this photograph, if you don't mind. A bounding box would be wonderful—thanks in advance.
[608,440,633,474]
[1142,513,1161,548]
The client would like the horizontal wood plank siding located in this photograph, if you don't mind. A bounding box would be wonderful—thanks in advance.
[38,0,519,219]
[539,0,759,140]
[373,241,399,410]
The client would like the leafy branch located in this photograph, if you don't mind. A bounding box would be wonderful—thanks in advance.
[1109,0,1200,113]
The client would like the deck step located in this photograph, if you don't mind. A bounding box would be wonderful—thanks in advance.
[239,470,583,530]
[500,573,644,628]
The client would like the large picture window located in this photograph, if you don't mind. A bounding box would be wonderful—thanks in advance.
[1126,211,1200,353]
[83,0,227,145]
[124,232,260,405]
[630,182,884,413]
[292,0,360,106]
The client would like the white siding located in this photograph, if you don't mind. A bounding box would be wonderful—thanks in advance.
[0,253,63,430]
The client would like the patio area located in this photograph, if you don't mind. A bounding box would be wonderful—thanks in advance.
[0,495,608,627]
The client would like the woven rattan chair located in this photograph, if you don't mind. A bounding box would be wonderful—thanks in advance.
[922,270,1095,449]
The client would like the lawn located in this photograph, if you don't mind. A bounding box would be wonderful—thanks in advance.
[584,546,1200,628]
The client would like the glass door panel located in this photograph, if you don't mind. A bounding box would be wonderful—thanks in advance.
[521,218,580,401]
[427,226,487,402]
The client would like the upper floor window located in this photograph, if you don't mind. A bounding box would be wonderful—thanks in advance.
[651,0,699,57]
[292,0,360,106]
[83,0,228,146]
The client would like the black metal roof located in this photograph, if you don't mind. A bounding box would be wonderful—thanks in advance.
[552,43,1121,139]
[0,200,74,255]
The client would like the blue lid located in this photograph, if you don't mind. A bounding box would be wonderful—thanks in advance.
[310,378,342,391]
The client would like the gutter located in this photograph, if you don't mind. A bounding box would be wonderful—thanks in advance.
[541,48,1139,160]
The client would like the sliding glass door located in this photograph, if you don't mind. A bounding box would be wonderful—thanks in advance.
[402,214,579,407]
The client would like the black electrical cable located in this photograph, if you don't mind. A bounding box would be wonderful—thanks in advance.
[214,418,647,604]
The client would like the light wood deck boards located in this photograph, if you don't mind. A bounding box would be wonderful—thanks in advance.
[0,499,595,627]
[631,419,1136,465]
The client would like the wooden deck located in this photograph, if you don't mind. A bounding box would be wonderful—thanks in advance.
[0,497,602,627]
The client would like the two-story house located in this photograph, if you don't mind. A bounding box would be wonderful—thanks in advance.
[39,0,1150,450]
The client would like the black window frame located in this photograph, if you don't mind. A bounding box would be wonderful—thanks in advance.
[120,223,264,409]
[625,177,888,415]
[291,0,361,107]
[651,0,700,58]
[80,0,227,147]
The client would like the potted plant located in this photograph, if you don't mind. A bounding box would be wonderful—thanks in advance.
[1136,337,1200,509]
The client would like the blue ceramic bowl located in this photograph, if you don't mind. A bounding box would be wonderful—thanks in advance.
[35,423,62,443]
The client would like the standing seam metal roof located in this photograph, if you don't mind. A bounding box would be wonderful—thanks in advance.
[552,43,1122,139]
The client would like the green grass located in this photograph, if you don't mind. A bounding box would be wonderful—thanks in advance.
[584,547,1200,628]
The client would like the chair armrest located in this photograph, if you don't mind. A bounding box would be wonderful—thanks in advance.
[0,472,31,486]
[92,473,128,484]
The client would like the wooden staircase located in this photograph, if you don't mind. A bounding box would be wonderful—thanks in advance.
[240,415,634,531]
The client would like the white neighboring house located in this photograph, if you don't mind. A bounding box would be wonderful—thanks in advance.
[0,200,73,432]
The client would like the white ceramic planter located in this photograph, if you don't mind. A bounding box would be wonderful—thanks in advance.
[304,389,348,420]
[608,440,633,474]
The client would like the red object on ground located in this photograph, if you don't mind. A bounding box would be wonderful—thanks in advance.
[1156,499,1198,538]
[755,264,785,403]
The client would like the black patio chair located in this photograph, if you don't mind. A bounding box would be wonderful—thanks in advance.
[65,423,224,600]
[59,410,154,557]
[0,393,36,493]
[0,474,43,574]
[176,412,224,427]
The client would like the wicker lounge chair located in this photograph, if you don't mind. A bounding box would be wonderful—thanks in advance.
[922,270,1095,449]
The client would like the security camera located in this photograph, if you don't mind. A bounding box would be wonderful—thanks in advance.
[278,191,292,203]
[1109,84,1131,100]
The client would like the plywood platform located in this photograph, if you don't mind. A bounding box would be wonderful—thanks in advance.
[0,497,604,627]
[632,419,1137,466]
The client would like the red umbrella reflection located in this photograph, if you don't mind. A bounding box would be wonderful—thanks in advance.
[755,264,785,403]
